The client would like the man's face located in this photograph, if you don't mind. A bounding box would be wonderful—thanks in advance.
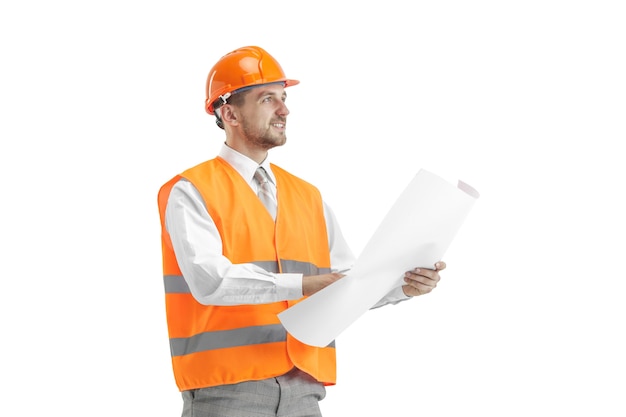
[237,84,290,151]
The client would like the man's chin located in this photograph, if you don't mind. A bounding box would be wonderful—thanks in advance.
[266,137,287,149]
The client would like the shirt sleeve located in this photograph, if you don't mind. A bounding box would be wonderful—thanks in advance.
[323,202,356,273]
[165,179,302,306]
[371,286,411,308]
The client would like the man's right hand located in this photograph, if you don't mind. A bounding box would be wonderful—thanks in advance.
[302,273,346,296]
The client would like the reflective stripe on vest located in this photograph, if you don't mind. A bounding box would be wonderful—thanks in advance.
[170,323,287,356]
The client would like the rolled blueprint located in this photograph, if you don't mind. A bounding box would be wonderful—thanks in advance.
[278,169,480,347]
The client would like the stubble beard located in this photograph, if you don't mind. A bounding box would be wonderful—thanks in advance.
[242,119,287,151]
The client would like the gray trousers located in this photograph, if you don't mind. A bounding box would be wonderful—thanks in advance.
[181,368,326,417]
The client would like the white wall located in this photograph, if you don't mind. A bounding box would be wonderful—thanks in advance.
[1,1,624,415]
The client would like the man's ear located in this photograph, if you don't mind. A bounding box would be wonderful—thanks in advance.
[220,105,239,126]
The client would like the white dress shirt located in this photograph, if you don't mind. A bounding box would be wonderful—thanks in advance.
[165,144,409,307]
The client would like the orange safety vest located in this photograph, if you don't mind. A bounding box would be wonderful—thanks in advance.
[157,157,336,391]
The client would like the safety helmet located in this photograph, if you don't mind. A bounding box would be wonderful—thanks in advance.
[205,46,299,115]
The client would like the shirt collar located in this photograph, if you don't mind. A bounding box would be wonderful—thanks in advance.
[218,143,276,185]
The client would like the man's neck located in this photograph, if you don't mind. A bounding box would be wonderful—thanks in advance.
[224,141,269,165]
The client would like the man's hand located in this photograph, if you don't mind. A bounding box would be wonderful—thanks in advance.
[302,273,346,297]
[402,261,446,297]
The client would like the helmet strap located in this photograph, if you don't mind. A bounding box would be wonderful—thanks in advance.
[217,92,232,106]
[214,108,225,130]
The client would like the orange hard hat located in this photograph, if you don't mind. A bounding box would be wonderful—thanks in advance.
[205,46,300,115]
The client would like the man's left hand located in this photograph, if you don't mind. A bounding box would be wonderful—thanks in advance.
[402,261,446,297]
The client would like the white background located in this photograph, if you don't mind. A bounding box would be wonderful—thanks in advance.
[1,1,625,416]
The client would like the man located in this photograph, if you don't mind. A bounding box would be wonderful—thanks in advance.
[157,45,445,417]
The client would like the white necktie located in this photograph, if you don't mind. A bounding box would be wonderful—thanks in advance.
[254,167,277,220]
